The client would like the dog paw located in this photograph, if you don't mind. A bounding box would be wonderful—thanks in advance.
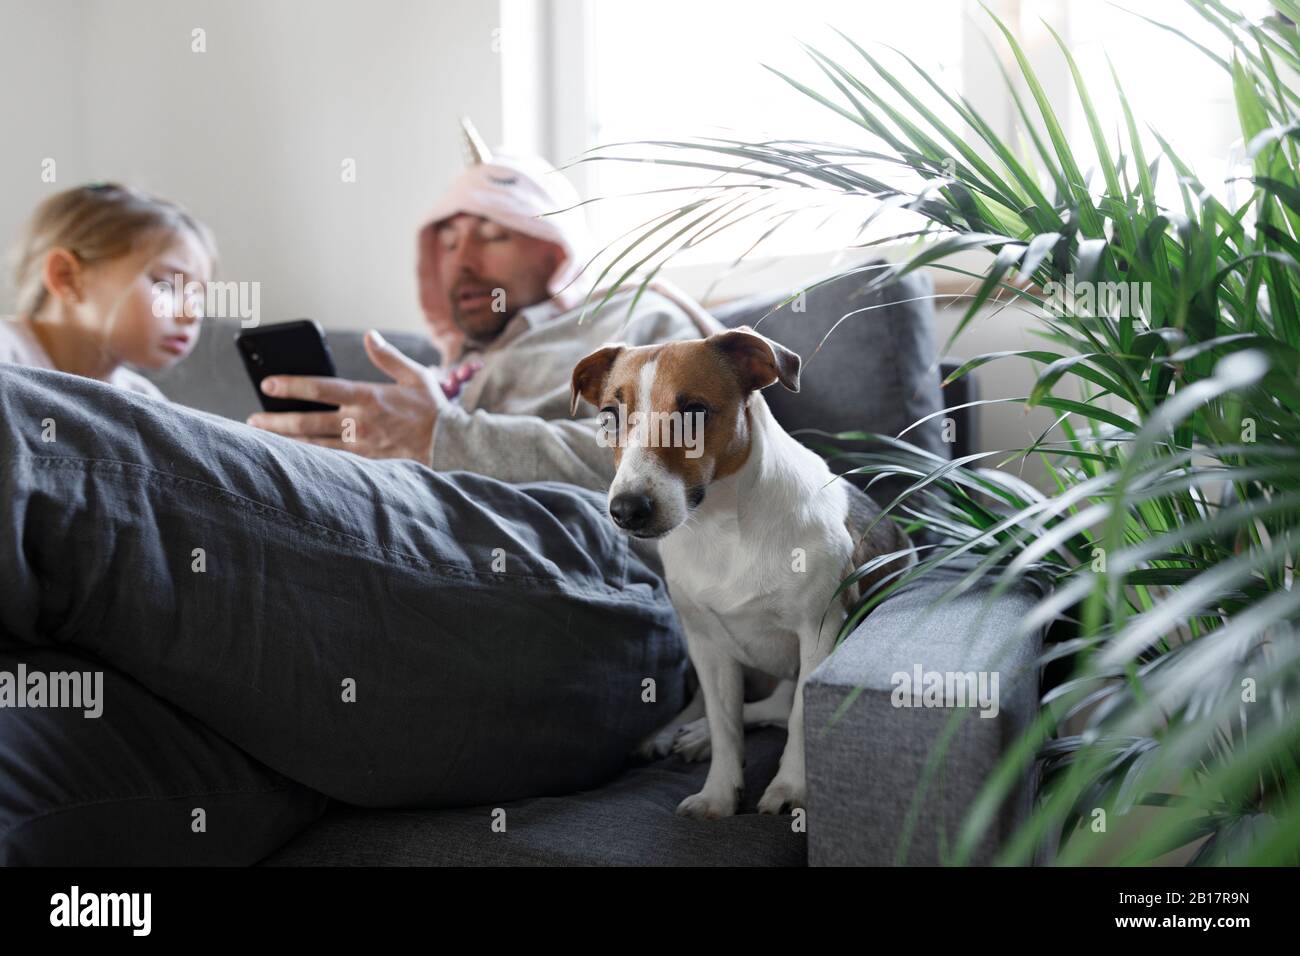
[634,726,678,760]
[671,718,711,762]
[676,788,739,820]
[757,777,805,815]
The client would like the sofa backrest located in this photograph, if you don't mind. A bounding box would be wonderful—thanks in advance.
[709,266,949,473]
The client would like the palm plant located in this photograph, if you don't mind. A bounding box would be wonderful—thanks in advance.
[576,0,1300,864]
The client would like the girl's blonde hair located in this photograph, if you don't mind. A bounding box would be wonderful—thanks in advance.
[10,183,218,317]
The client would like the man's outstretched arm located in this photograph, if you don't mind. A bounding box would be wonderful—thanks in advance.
[429,297,711,490]
[431,399,612,491]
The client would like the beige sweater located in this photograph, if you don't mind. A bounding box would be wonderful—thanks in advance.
[431,285,717,492]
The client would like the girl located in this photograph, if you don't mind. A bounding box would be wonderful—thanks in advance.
[3,183,217,398]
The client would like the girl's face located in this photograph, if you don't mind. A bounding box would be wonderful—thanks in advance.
[77,228,213,370]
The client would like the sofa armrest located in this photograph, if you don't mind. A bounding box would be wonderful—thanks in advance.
[804,559,1046,865]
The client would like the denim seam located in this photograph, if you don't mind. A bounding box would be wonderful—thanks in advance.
[16,454,657,605]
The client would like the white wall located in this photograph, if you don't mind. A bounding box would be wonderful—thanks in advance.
[1,0,505,332]
[0,1,88,300]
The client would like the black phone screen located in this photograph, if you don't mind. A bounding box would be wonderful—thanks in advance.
[235,320,340,413]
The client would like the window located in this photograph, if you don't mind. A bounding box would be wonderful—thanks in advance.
[550,0,966,266]
[1060,0,1269,209]
[511,0,1279,286]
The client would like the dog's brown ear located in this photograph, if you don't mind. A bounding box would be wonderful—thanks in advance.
[570,345,624,416]
[710,326,801,393]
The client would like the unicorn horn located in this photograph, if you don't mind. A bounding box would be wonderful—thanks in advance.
[459,116,492,166]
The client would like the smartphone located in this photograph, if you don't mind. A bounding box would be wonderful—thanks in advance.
[236,320,339,413]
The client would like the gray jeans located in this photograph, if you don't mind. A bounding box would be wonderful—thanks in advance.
[0,364,685,863]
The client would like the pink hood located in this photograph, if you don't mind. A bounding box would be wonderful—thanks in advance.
[420,152,593,360]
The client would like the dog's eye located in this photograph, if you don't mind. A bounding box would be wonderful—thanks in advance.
[598,406,620,427]
[682,402,709,421]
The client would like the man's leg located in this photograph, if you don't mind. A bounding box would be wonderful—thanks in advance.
[0,365,686,809]
[0,646,329,865]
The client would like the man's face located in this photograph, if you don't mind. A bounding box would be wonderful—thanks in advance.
[424,213,562,344]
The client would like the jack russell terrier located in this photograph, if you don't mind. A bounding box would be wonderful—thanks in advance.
[571,326,914,819]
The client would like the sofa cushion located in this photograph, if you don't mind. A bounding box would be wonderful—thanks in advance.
[259,727,805,866]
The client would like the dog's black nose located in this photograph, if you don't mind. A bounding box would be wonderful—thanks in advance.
[610,493,654,531]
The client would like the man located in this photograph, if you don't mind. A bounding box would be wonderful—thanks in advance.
[0,124,705,864]
[245,119,717,492]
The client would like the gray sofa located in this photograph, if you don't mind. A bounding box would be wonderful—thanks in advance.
[141,268,1046,866]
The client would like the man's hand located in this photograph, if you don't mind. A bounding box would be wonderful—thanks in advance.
[247,330,449,462]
